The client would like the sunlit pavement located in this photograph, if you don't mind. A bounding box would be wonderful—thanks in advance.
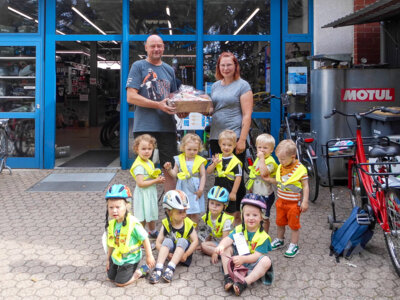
[1,169,400,299]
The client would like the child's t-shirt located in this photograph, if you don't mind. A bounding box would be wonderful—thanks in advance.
[277,160,308,201]
[162,222,194,241]
[111,221,148,266]
[252,156,277,196]
[228,228,272,254]
[215,156,242,192]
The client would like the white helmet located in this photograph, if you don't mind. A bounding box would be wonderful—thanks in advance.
[163,190,190,210]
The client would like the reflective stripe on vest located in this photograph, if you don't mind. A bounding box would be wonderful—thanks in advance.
[107,214,142,262]
[215,154,242,181]
[177,154,207,180]
[235,224,271,254]
[201,212,234,238]
[275,163,307,193]
[162,217,194,242]
[245,156,278,190]
[130,156,161,180]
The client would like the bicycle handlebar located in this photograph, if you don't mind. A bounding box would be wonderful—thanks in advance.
[324,106,400,120]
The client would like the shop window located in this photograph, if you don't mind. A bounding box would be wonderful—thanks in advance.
[56,0,122,35]
[204,0,270,35]
[0,1,38,33]
[130,0,196,35]
[288,0,308,34]
[0,46,36,113]
[203,41,270,111]
[3,118,35,157]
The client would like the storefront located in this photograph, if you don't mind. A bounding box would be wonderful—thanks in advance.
[0,0,313,169]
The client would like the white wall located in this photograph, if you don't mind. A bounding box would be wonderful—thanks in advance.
[314,0,354,60]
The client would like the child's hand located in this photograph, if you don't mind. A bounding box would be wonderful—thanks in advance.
[156,175,166,184]
[229,192,237,201]
[163,162,172,171]
[180,253,188,262]
[215,245,224,255]
[195,189,203,199]
[106,259,110,271]
[257,151,265,159]
[211,252,219,264]
[211,154,221,165]
[146,254,156,269]
[232,255,244,267]
[300,201,309,213]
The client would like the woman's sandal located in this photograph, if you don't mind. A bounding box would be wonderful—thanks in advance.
[233,281,248,296]
[224,274,234,291]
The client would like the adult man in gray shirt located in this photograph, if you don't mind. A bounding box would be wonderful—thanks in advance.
[126,34,178,191]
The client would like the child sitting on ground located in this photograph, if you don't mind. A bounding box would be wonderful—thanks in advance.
[215,194,273,296]
[105,184,155,287]
[199,186,234,263]
[164,133,207,224]
[149,190,199,284]
[245,133,278,233]
[130,134,165,239]
[207,129,246,225]
[270,139,309,258]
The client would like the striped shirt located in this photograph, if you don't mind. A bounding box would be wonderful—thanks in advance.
[277,161,308,201]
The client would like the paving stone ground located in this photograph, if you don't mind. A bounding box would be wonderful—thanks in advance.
[1,169,400,299]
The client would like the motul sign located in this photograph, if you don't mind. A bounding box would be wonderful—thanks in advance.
[341,88,395,102]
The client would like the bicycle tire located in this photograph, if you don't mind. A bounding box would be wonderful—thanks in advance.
[351,164,367,209]
[107,120,120,149]
[384,188,400,277]
[299,150,319,203]
[100,115,119,146]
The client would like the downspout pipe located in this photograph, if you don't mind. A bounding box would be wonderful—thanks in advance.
[380,21,386,64]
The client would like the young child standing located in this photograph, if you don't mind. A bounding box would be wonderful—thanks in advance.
[200,186,234,263]
[270,139,309,258]
[206,129,245,225]
[105,184,155,287]
[164,133,207,224]
[130,134,165,238]
[245,134,278,233]
[215,194,273,296]
[149,190,199,284]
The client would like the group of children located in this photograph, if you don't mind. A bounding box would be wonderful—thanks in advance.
[104,129,309,295]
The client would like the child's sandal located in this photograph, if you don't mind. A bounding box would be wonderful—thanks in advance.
[162,266,175,283]
[224,274,234,291]
[233,281,247,296]
[149,267,163,284]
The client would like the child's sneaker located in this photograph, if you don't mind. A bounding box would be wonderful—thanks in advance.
[284,243,299,257]
[271,238,284,250]
[149,230,159,239]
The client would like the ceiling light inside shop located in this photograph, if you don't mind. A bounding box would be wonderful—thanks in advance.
[225,8,260,44]
[8,6,38,23]
[98,61,120,70]
[56,50,107,61]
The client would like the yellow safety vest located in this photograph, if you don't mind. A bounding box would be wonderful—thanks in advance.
[177,154,207,180]
[235,224,271,254]
[130,156,161,180]
[275,162,307,193]
[201,212,234,238]
[245,156,278,190]
[162,217,195,242]
[215,154,242,181]
[107,214,142,262]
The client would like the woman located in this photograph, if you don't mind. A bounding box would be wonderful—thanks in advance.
[209,52,253,163]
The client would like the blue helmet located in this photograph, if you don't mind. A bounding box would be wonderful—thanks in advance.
[241,193,266,215]
[207,186,229,206]
[105,184,132,203]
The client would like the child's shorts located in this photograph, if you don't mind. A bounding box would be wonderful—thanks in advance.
[107,257,138,284]
[260,193,275,219]
[162,237,193,267]
[275,198,301,230]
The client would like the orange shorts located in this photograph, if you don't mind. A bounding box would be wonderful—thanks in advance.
[275,198,301,230]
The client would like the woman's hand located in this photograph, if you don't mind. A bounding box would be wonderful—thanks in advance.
[177,112,190,119]
[195,189,203,199]
[163,162,172,171]
[229,192,237,201]
[236,139,246,154]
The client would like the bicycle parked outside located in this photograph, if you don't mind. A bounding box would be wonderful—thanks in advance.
[0,119,12,174]
[324,107,400,276]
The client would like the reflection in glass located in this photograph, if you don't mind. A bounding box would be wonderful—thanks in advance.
[288,0,308,34]
[203,41,270,109]
[130,0,196,35]
[56,0,122,35]
[0,1,38,33]
[204,0,270,35]
[0,46,36,113]
[3,118,35,157]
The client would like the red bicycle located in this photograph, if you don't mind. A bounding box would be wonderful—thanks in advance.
[324,107,400,276]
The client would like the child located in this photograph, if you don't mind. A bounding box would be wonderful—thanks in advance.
[206,129,245,225]
[270,139,309,258]
[200,186,234,263]
[164,133,207,224]
[105,184,155,287]
[215,194,273,296]
[149,190,199,284]
[245,133,278,233]
[130,134,165,238]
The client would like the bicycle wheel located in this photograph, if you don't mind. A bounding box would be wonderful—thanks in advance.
[384,188,400,277]
[351,164,367,208]
[299,150,319,203]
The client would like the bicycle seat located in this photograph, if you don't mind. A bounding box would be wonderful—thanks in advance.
[288,112,306,120]
[368,144,400,158]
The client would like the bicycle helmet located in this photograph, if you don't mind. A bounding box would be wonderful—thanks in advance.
[207,186,229,206]
[241,193,267,215]
[163,190,190,210]
[105,184,132,203]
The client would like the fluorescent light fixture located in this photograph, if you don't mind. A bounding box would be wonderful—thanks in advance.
[225,8,260,44]
[8,6,33,20]
[166,6,170,16]
[98,61,120,70]
[138,54,196,59]
[167,21,173,35]
[56,50,107,61]
[56,30,66,35]
[97,55,106,61]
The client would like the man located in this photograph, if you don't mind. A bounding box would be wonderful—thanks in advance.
[126,34,179,191]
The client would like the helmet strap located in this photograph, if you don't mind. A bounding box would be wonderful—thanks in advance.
[259,220,264,232]
[105,210,109,230]
[122,210,128,227]
[218,211,224,223]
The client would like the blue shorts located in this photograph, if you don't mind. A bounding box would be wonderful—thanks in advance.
[261,193,275,219]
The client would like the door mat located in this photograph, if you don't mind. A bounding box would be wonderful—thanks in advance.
[27,172,116,192]
[59,150,119,167]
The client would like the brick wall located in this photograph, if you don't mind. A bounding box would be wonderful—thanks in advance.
[353,0,380,64]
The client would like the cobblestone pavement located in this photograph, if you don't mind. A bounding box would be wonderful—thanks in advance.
[1,169,400,299]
